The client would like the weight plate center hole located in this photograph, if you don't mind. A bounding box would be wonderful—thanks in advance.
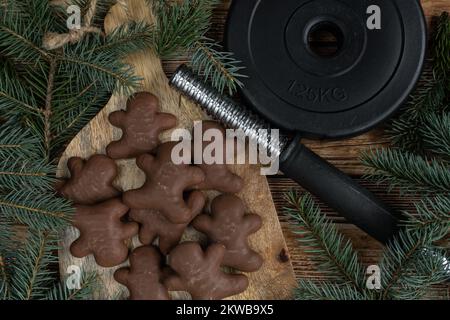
[306,21,344,58]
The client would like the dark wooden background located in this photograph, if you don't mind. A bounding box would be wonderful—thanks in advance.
[161,0,450,299]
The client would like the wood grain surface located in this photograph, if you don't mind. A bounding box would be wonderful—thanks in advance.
[57,0,296,300]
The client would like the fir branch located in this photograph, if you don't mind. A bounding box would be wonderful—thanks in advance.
[389,12,450,152]
[0,3,51,65]
[0,66,40,116]
[434,12,450,80]
[152,0,217,58]
[390,248,450,300]
[0,124,43,159]
[9,230,58,300]
[284,191,366,294]
[92,21,155,59]
[44,59,57,158]
[421,112,450,161]
[0,157,56,191]
[403,195,450,239]
[0,222,14,300]
[45,272,98,300]
[50,87,111,156]
[379,229,449,300]
[295,280,368,301]
[5,0,57,36]
[361,149,450,194]
[0,190,73,231]
[59,34,141,95]
[190,38,246,95]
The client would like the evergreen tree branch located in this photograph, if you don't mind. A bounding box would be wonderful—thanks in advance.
[9,230,58,300]
[0,191,73,231]
[0,66,41,116]
[402,195,450,240]
[190,38,246,95]
[50,87,110,156]
[0,157,56,191]
[0,1,51,66]
[389,12,450,153]
[295,280,368,300]
[152,0,218,58]
[0,124,43,159]
[284,191,366,294]
[361,149,450,194]
[91,21,155,59]
[379,229,449,300]
[421,112,450,161]
[0,222,14,300]
[45,272,98,300]
[44,59,58,159]
[58,51,140,95]
[434,12,450,80]
[389,248,450,300]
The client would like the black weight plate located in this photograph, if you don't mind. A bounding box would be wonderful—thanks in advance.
[225,0,427,138]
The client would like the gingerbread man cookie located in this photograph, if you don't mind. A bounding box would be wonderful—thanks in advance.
[107,92,177,159]
[59,155,120,205]
[130,191,205,254]
[70,198,138,268]
[164,242,249,300]
[123,142,205,224]
[114,246,169,300]
[193,194,263,272]
[191,121,244,193]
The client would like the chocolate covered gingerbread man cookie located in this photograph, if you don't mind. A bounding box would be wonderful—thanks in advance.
[193,194,263,272]
[191,121,244,193]
[114,246,169,300]
[130,191,205,254]
[123,142,205,224]
[107,92,177,159]
[71,198,138,268]
[59,155,120,205]
[164,242,249,300]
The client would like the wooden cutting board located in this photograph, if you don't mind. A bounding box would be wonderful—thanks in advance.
[57,0,296,300]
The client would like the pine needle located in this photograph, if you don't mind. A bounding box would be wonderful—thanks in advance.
[0,190,73,231]
[295,280,368,300]
[421,112,450,161]
[361,149,450,194]
[152,0,217,58]
[402,195,450,239]
[284,191,366,294]
[379,229,450,300]
[9,230,59,300]
[190,38,246,95]
[45,272,98,300]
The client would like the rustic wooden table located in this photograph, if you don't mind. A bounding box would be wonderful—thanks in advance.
[162,0,450,299]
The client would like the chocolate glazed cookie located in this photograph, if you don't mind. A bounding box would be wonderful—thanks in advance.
[58,155,120,205]
[191,121,244,193]
[193,194,263,272]
[71,198,138,268]
[107,92,177,159]
[123,142,205,224]
[114,246,169,300]
[130,191,206,254]
[164,242,249,300]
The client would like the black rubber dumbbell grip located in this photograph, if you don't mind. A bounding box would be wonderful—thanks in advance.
[280,135,399,244]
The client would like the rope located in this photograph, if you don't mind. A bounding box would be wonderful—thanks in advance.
[43,0,104,50]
